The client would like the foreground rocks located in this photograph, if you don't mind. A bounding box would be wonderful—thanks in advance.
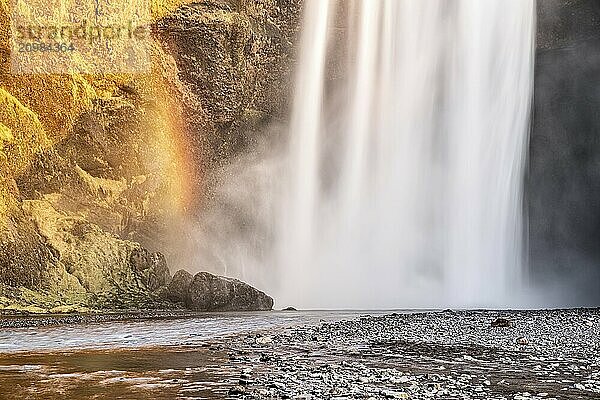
[0,309,598,399]
[223,309,600,399]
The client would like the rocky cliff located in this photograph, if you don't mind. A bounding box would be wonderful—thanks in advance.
[0,0,299,312]
[8,0,598,311]
[530,0,600,305]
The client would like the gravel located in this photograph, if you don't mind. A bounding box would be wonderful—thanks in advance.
[0,309,199,328]
[1,309,598,399]
[220,309,600,399]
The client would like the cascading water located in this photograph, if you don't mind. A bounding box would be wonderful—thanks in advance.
[275,0,535,309]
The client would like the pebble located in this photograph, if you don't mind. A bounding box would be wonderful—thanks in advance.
[221,309,600,399]
[255,336,273,345]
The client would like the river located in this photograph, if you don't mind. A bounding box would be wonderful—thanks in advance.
[0,310,388,399]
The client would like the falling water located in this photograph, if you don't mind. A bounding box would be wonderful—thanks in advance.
[275,0,535,309]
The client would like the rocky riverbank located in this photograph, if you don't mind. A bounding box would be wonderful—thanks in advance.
[0,309,201,328]
[223,309,600,399]
[0,309,598,399]
[0,269,273,315]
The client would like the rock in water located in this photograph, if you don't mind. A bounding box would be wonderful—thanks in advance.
[186,272,273,312]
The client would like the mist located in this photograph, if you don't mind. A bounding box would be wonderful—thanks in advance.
[190,0,600,310]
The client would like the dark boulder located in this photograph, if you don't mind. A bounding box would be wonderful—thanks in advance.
[186,272,273,312]
[146,253,171,292]
[166,269,193,303]
[491,317,512,328]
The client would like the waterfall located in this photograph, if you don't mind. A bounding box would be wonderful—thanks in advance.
[275,0,536,309]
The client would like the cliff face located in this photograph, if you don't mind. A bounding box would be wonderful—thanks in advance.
[530,0,600,304]
[0,0,300,312]
[10,0,598,311]
[156,0,300,166]
[0,44,189,310]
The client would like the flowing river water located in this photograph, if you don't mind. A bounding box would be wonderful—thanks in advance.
[1,309,598,399]
[0,311,388,398]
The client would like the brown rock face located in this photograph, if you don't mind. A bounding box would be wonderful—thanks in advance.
[186,272,273,312]
[156,0,301,164]
[0,0,295,312]
[129,249,172,291]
